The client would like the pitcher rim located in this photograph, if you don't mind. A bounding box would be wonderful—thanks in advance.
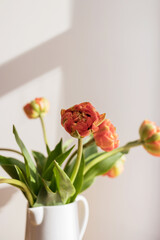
[28,201,77,210]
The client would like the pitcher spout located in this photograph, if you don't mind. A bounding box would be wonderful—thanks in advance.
[27,207,44,226]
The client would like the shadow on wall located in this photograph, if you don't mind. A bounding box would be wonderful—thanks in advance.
[0,186,17,209]
[0,0,110,100]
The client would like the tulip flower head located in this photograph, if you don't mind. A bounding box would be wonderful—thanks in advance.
[93,119,119,152]
[103,156,126,178]
[61,102,105,138]
[139,120,160,156]
[24,98,49,119]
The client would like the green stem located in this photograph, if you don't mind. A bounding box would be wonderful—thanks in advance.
[70,138,83,184]
[64,137,94,170]
[39,115,50,154]
[0,148,22,156]
[84,139,143,175]
[0,178,34,207]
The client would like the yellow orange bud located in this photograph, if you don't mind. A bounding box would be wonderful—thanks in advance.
[103,156,125,178]
[24,97,49,119]
[139,120,160,156]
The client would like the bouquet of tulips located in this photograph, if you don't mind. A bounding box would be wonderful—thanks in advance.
[0,98,159,207]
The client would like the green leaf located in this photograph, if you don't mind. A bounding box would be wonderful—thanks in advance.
[33,187,62,207]
[69,154,84,202]
[32,151,46,174]
[44,138,63,171]
[85,152,105,164]
[34,178,62,206]
[0,155,26,173]
[64,138,97,175]
[13,126,39,192]
[49,175,57,192]
[83,141,98,159]
[15,166,37,200]
[0,155,26,179]
[13,126,36,174]
[24,157,31,184]
[0,177,34,207]
[64,145,96,178]
[15,166,27,184]
[54,160,75,204]
[63,138,74,152]
[82,152,124,192]
[46,145,51,155]
[56,145,75,165]
[2,165,19,179]
[64,157,75,177]
[43,145,75,180]
[81,178,95,192]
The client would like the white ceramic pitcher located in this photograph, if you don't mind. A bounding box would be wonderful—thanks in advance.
[25,195,89,240]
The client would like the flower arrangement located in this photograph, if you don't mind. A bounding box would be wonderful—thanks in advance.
[0,98,159,207]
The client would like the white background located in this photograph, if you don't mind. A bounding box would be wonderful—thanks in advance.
[0,0,160,239]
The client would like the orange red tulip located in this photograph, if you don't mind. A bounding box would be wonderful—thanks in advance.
[93,119,119,152]
[61,102,105,138]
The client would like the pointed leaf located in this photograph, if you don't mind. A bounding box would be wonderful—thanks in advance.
[2,165,19,179]
[63,138,74,152]
[46,145,51,155]
[34,179,62,206]
[64,158,75,178]
[13,126,39,193]
[82,152,124,192]
[54,160,75,204]
[0,155,26,173]
[44,139,63,171]
[15,165,27,183]
[0,155,26,179]
[49,175,57,192]
[13,126,36,174]
[65,146,97,177]
[56,145,75,165]
[33,186,62,207]
[83,141,98,159]
[43,145,75,180]
[64,139,97,175]
[85,152,105,164]
[15,166,37,200]
[81,178,95,192]
[32,151,46,174]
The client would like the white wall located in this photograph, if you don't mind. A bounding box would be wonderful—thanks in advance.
[0,0,73,65]
[0,0,160,239]
[0,69,65,240]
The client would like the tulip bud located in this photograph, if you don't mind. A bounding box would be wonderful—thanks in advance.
[139,120,157,141]
[24,98,49,119]
[139,120,160,156]
[93,119,119,152]
[103,156,125,178]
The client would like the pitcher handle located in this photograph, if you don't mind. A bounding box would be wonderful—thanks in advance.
[76,195,89,240]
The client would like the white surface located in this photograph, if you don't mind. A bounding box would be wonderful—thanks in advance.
[76,195,89,240]
[25,195,89,240]
[0,0,160,240]
[0,0,73,65]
